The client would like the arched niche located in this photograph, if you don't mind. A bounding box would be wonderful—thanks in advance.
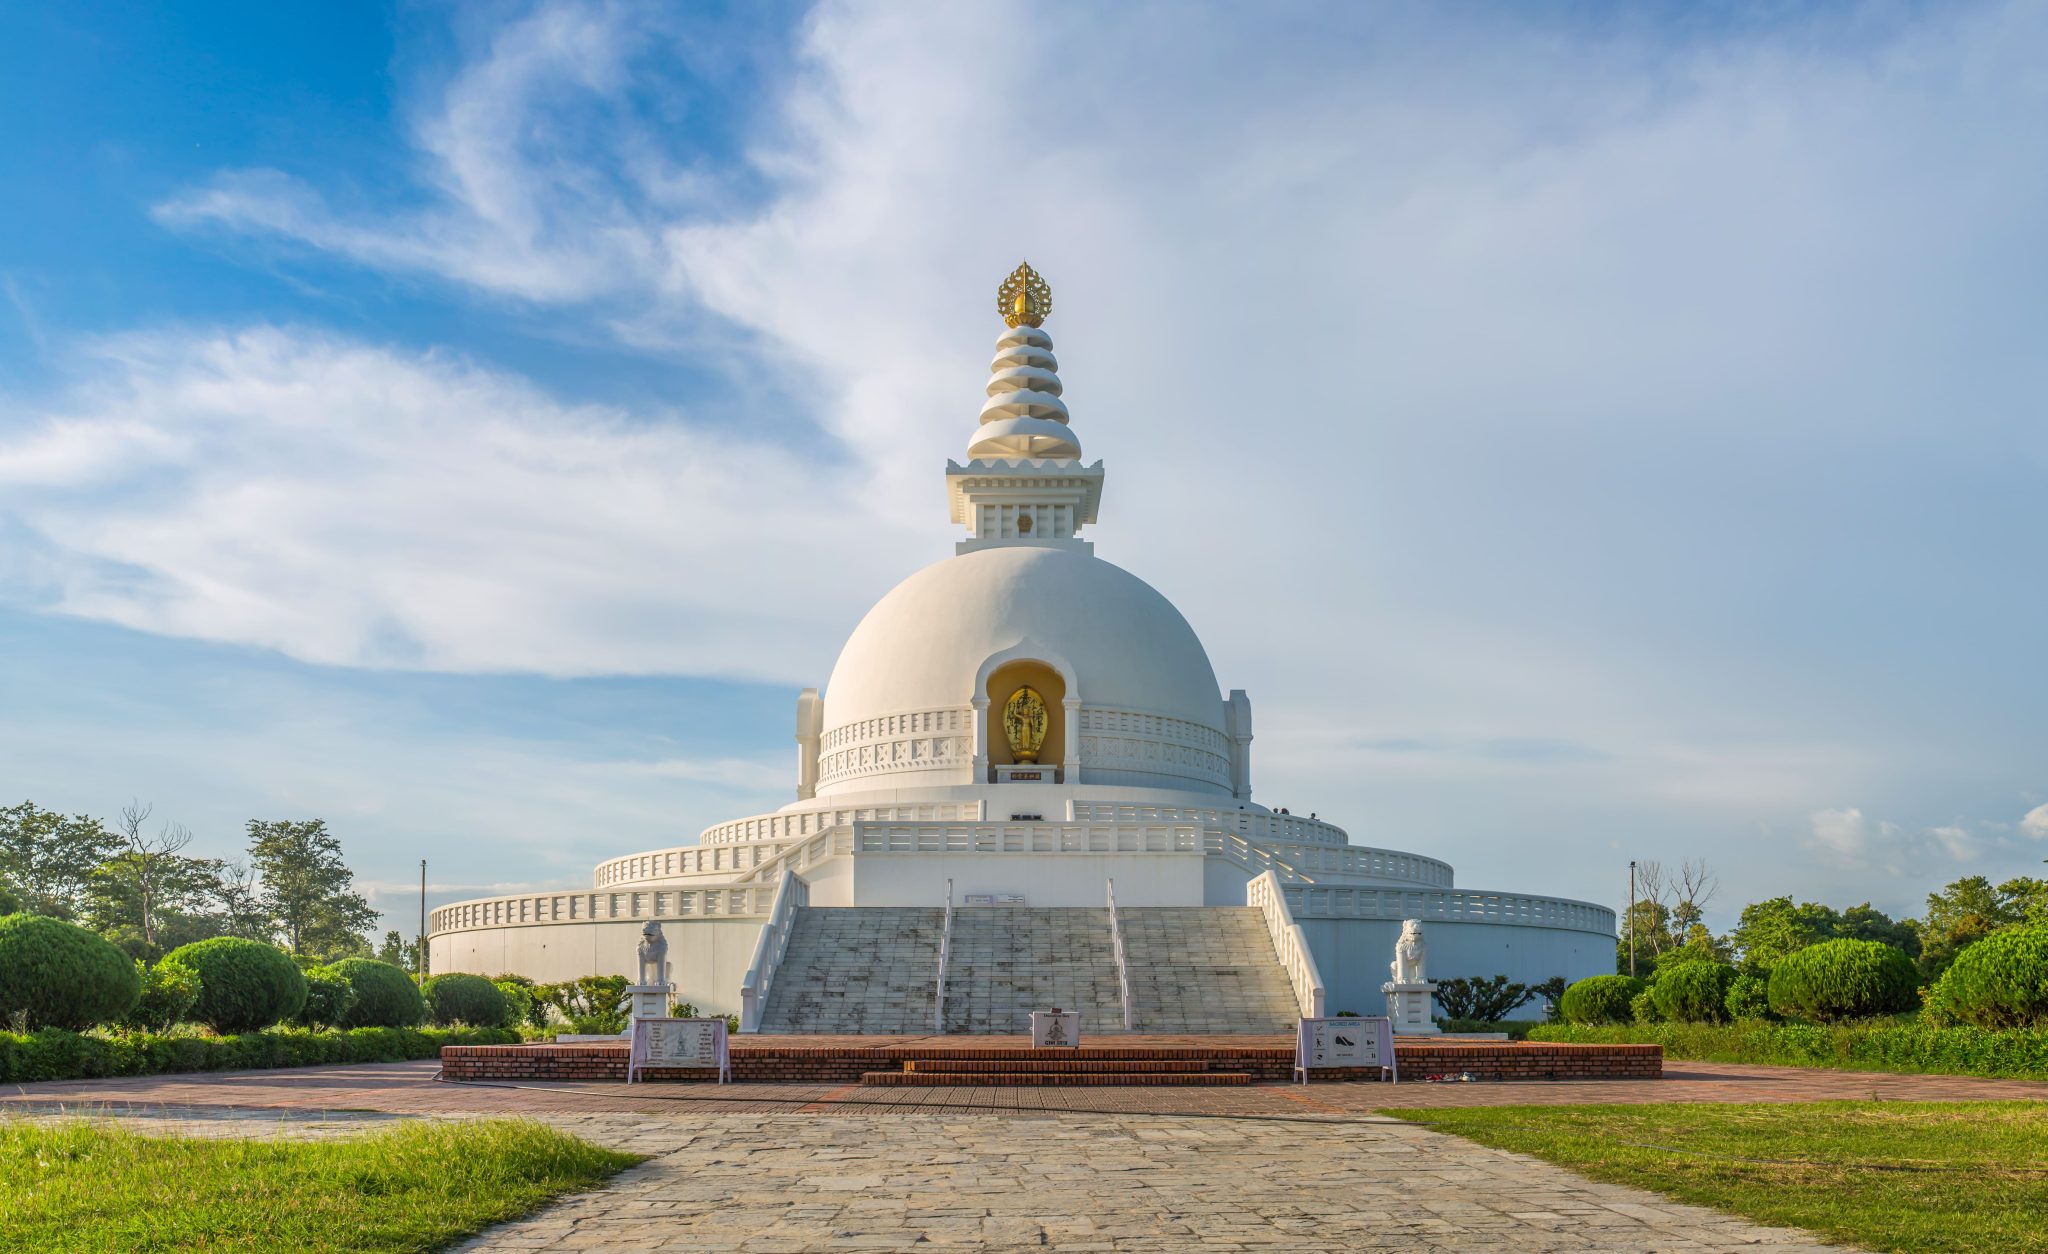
[984,659,1067,770]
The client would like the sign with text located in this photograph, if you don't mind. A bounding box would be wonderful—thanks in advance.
[628,1017,730,1083]
[1030,1010,1081,1048]
[1294,1016,1396,1083]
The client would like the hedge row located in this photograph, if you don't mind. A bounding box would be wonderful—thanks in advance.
[0,1025,519,1085]
[1527,1018,2048,1081]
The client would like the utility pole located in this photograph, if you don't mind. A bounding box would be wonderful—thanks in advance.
[1627,860,1637,978]
[418,859,427,984]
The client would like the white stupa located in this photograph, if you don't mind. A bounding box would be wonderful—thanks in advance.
[429,264,1615,1029]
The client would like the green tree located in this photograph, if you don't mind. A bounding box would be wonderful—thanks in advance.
[1915,875,2048,981]
[375,929,420,973]
[84,801,235,959]
[207,861,275,941]
[1837,902,1921,956]
[1727,897,1918,972]
[245,820,378,961]
[0,801,124,919]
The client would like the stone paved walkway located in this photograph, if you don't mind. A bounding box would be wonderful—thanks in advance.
[443,1111,1843,1253]
[8,1059,2043,1250]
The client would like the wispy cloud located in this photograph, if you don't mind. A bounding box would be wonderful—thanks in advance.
[0,326,909,680]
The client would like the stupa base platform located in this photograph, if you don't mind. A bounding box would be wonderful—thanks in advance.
[439,1034,1661,1085]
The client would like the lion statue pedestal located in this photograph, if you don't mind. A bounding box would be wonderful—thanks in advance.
[1380,918,1440,1035]
[627,920,675,1025]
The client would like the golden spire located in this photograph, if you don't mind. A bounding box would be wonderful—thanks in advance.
[997,261,1052,328]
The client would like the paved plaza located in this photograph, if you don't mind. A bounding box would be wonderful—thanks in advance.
[7,1060,2048,1250]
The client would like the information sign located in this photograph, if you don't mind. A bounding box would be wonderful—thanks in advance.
[1030,1010,1081,1048]
[628,1016,730,1084]
[1294,1016,1396,1084]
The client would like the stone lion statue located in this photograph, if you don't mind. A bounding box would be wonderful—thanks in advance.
[636,920,669,987]
[1389,918,1427,985]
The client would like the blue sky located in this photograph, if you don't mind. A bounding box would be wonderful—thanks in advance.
[1,0,2044,939]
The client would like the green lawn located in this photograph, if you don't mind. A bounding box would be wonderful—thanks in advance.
[1391,1101,2048,1254]
[0,1118,643,1252]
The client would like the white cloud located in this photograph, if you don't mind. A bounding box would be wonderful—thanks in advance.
[1804,808,2006,872]
[0,326,910,679]
[2022,803,2048,841]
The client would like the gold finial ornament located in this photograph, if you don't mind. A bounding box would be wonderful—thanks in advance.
[997,261,1052,328]
[1002,685,1049,762]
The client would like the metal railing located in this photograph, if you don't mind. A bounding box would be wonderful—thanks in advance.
[1249,869,1325,1019]
[934,878,955,1032]
[736,869,808,1033]
[1106,878,1134,1030]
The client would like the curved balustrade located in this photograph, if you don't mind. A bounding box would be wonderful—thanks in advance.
[431,883,777,935]
[1280,884,1615,934]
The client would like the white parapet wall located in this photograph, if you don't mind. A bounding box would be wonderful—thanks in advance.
[429,916,767,1016]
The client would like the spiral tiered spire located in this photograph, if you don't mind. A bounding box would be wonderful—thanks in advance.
[969,262,1081,460]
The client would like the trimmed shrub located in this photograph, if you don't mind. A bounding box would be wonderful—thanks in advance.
[0,913,142,1030]
[1630,987,1663,1024]
[1768,938,1919,1022]
[1725,970,1775,1020]
[294,965,358,1031]
[1560,974,1644,1025]
[1925,924,2048,1029]
[121,958,202,1033]
[494,979,543,1029]
[424,973,513,1028]
[330,958,425,1029]
[1528,1019,2048,1082]
[1651,961,1737,1024]
[0,1025,520,1084]
[165,937,308,1034]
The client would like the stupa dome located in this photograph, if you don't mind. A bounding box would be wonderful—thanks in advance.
[817,545,1227,795]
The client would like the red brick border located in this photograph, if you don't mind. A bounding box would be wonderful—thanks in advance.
[439,1039,1661,1085]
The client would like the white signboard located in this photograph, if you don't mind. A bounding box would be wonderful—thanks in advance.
[628,1016,730,1083]
[1294,1016,1396,1084]
[1030,1010,1081,1048]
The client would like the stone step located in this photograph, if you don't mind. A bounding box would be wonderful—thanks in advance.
[859,1070,1253,1087]
[903,1058,1213,1074]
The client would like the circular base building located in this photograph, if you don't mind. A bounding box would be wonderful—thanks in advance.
[429,265,1615,1031]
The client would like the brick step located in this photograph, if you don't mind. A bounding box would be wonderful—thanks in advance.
[903,1058,1214,1074]
[860,1070,1253,1087]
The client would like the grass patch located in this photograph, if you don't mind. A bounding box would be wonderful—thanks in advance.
[0,1117,643,1252]
[1390,1100,2048,1254]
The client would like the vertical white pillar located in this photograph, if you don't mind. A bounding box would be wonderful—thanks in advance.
[1062,696,1082,785]
[970,695,991,783]
[794,688,822,800]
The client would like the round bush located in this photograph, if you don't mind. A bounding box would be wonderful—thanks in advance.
[1925,924,2048,1029]
[0,913,142,1030]
[330,958,425,1028]
[1559,974,1644,1025]
[122,957,202,1033]
[293,965,358,1031]
[493,979,543,1029]
[1651,961,1737,1023]
[1767,938,1919,1022]
[424,973,513,1028]
[165,937,308,1033]
[1724,970,1774,1020]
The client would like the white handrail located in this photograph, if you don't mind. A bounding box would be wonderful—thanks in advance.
[1106,878,1134,1031]
[934,878,954,1033]
[1248,869,1325,1019]
[737,868,808,1032]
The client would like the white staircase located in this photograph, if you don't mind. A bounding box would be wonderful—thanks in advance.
[1120,907,1303,1034]
[754,904,1301,1035]
[754,907,944,1034]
